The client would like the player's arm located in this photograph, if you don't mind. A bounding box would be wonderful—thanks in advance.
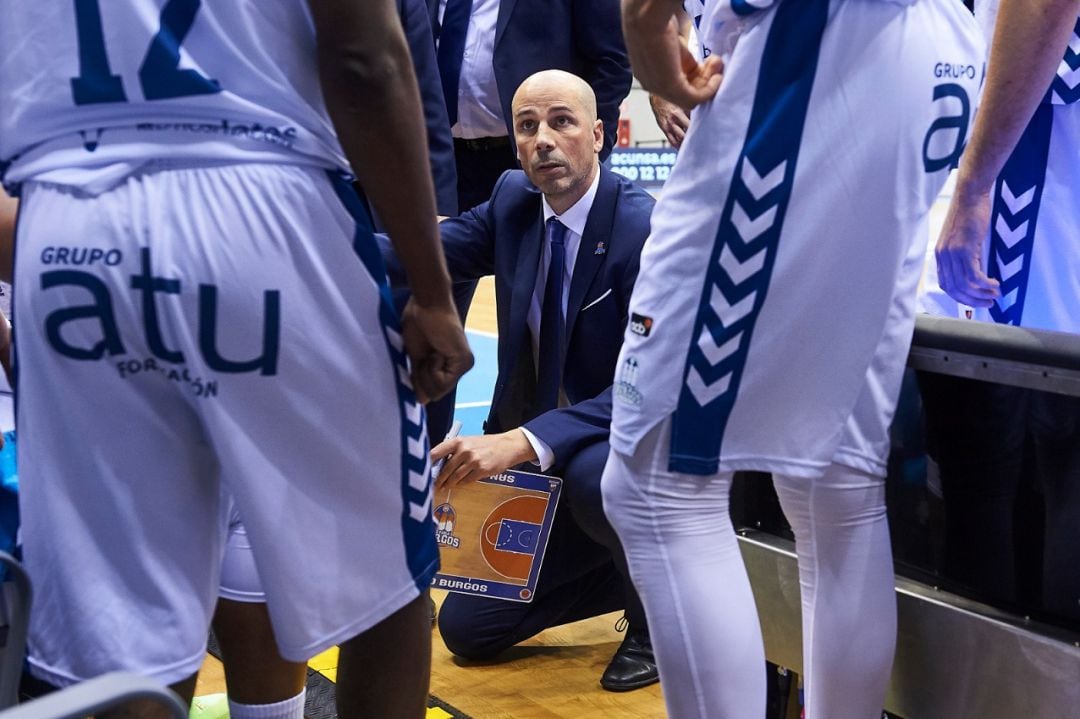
[647,7,692,148]
[307,0,472,402]
[0,193,15,385]
[621,0,722,112]
[0,191,15,283]
[936,0,1080,307]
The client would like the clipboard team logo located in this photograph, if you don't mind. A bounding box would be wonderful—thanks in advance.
[433,502,461,548]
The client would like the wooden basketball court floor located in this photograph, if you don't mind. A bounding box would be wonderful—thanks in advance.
[194,277,669,717]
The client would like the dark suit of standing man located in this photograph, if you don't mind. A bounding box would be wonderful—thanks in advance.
[429,0,632,212]
[367,0,458,222]
[402,0,458,218]
[382,70,658,691]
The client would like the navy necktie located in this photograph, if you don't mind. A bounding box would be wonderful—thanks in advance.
[436,0,473,126]
[536,218,568,413]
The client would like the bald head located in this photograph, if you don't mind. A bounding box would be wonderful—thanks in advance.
[510,70,604,214]
[512,70,598,123]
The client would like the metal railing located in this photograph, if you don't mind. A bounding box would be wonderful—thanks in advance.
[0,674,186,719]
[744,315,1080,718]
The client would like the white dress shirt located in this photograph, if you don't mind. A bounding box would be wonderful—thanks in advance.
[438,0,507,139]
[519,169,601,470]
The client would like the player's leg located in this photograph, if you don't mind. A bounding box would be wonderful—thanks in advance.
[179,165,437,716]
[336,593,432,719]
[559,439,656,690]
[601,420,766,719]
[214,512,307,717]
[772,465,896,719]
[212,601,308,715]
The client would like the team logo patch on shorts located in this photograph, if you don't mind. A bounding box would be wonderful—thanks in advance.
[614,356,644,406]
[629,313,654,337]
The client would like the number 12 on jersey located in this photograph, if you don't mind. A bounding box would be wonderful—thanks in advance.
[71,0,221,106]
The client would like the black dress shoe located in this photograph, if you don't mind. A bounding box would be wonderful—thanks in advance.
[600,629,659,692]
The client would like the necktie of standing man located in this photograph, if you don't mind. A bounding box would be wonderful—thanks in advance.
[536,218,568,413]
[436,0,473,126]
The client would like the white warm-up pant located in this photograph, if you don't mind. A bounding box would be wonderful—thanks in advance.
[602,419,896,719]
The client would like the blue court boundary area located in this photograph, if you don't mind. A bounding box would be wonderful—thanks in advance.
[454,331,499,437]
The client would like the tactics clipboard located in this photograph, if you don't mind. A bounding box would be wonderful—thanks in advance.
[431,469,561,602]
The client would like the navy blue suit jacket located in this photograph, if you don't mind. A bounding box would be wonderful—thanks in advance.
[401,0,457,216]
[427,0,631,161]
[382,166,654,466]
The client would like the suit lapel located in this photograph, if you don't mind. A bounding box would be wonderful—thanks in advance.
[565,168,617,342]
[494,0,518,49]
[427,0,440,35]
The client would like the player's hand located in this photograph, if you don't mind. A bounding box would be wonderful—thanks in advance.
[649,93,690,148]
[431,431,538,490]
[399,297,473,404]
[935,187,1001,308]
[623,9,723,113]
[671,44,724,112]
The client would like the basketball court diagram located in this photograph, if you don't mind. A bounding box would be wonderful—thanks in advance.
[432,470,561,602]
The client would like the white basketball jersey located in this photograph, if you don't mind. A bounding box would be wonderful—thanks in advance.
[0,1,348,195]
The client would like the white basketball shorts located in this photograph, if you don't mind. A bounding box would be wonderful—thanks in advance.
[13,163,436,687]
[610,0,984,478]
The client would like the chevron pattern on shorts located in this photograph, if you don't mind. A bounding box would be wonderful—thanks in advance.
[328,169,439,588]
[684,156,786,410]
[989,181,1034,319]
[987,104,1053,327]
[385,327,432,524]
[1049,17,1080,105]
[671,149,797,475]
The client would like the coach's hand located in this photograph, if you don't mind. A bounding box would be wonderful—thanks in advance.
[400,297,473,404]
[431,431,537,490]
[936,187,1001,308]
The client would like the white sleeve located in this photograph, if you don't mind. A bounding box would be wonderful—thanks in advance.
[519,427,555,472]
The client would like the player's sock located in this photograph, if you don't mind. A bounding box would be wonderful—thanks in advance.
[227,689,305,719]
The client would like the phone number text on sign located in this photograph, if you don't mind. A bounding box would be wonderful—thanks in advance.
[610,148,678,187]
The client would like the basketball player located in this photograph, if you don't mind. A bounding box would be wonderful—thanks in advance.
[602,0,982,717]
[931,0,1080,626]
[0,4,471,719]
